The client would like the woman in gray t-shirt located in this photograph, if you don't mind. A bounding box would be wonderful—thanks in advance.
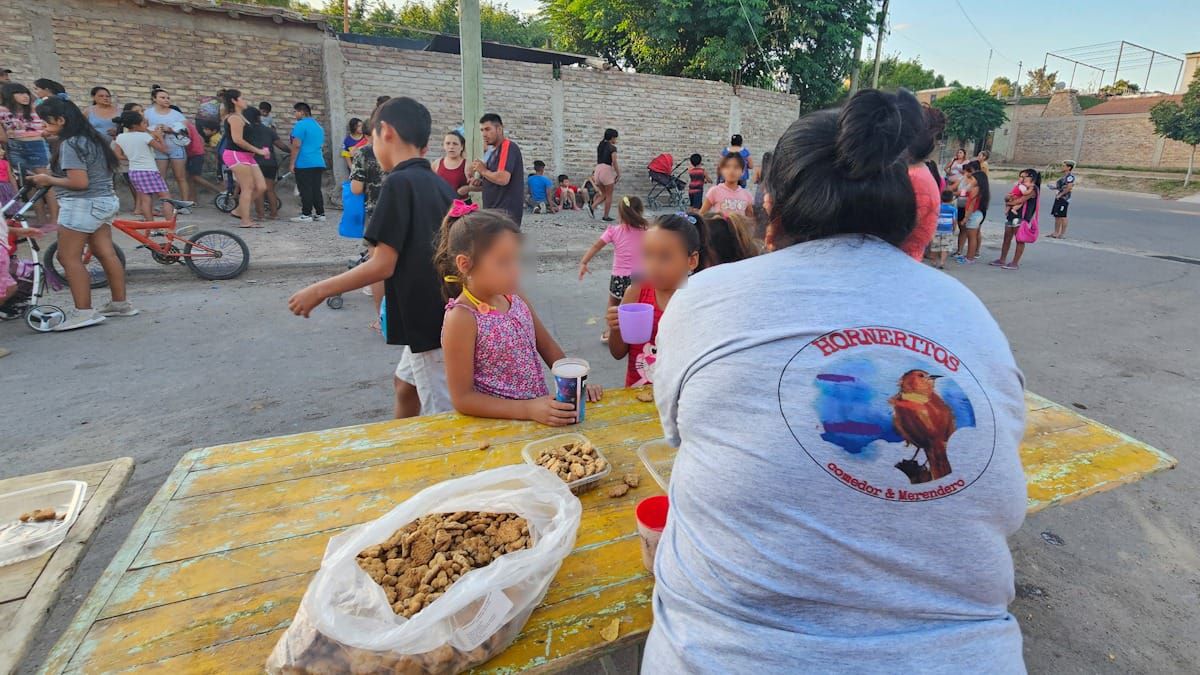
[28,97,136,331]
[146,87,191,202]
[646,90,1028,673]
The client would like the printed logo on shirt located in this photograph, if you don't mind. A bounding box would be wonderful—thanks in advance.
[777,326,997,502]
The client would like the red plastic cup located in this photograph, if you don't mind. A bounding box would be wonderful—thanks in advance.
[618,303,654,344]
[635,495,669,573]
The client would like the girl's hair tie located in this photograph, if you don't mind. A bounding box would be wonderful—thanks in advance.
[443,275,461,284]
[448,199,478,218]
[675,211,697,225]
[622,196,630,206]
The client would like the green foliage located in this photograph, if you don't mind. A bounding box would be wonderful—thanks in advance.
[932,87,1007,147]
[320,0,550,48]
[989,76,1012,98]
[1150,76,1200,185]
[860,55,946,92]
[1099,79,1140,96]
[541,0,874,108]
[1022,66,1058,96]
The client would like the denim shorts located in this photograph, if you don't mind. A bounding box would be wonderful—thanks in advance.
[58,195,120,234]
[154,144,186,161]
[962,211,984,230]
[8,139,50,171]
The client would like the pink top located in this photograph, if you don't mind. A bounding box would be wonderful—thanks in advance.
[901,164,940,260]
[0,159,9,181]
[447,294,549,401]
[600,223,645,277]
[0,106,46,140]
[705,183,753,217]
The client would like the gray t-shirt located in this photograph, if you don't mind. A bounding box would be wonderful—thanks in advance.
[646,236,1028,674]
[55,136,115,200]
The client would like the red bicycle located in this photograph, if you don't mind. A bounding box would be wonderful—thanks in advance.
[44,199,250,287]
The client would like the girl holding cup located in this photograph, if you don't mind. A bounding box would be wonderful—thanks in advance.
[607,212,706,387]
[437,201,602,426]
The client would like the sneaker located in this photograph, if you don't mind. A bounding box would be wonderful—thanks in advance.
[98,300,140,317]
[586,201,595,218]
[313,214,327,222]
[52,308,106,332]
[1001,263,1019,271]
[176,206,192,215]
[290,214,314,223]
[602,216,615,222]
[362,286,373,297]
[954,255,967,265]
[988,259,1006,267]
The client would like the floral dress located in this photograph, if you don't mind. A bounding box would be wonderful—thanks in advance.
[447,295,549,400]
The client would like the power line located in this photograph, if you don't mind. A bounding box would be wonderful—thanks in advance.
[952,0,1017,65]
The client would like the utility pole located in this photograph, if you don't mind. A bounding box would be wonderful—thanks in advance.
[460,0,484,166]
[342,0,349,34]
[1014,60,1023,104]
[870,0,890,89]
[849,32,865,95]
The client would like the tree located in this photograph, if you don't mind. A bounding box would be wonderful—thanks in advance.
[541,0,875,110]
[1100,79,1141,96]
[1022,66,1058,96]
[1150,76,1200,186]
[320,0,550,48]
[932,87,1007,151]
[858,55,946,92]
[989,76,1013,98]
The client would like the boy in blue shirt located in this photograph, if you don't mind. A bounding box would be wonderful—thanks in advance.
[288,101,327,222]
[527,160,555,213]
[933,190,956,269]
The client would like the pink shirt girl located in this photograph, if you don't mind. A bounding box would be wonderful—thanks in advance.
[601,223,645,278]
[705,183,753,217]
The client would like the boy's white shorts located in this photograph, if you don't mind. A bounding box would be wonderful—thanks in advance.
[394,346,452,416]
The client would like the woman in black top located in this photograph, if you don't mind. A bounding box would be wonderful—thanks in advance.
[243,107,289,220]
[590,128,619,221]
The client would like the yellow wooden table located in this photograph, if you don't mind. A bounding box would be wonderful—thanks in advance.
[41,390,1175,674]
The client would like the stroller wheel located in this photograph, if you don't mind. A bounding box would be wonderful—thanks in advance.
[326,295,344,310]
[25,304,65,332]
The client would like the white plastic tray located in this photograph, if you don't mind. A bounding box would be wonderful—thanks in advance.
[636,439,677,492]
[522,433,611,495]
[0,480,87,567]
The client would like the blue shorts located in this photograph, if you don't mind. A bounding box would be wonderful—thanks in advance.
[58,195,120,234]
[8,139,50,171]
[154,144,187,161]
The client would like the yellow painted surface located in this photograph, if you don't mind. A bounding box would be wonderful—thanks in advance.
[44,390,1175,673]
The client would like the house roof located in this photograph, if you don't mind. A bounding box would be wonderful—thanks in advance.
[137,0,328,28]
[1083,94,1182,115]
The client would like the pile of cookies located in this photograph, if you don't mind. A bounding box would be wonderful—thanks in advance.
[357,511,531,619]
[533,440,608,492]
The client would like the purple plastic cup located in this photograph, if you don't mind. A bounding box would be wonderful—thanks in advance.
[618,303,654,344]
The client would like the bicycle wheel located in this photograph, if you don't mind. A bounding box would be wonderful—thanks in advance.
[213,192,237,213]
[44,241,126,289]
[184,229,250,280]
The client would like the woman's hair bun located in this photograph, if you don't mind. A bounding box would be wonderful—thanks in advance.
[834,89,922,180]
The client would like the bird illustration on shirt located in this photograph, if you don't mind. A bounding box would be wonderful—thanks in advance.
[889,369,956,483]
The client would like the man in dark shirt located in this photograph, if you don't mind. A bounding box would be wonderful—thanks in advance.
[288,97,454,418]
[470,113,524,226]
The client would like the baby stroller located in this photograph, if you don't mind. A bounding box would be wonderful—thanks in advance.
[0,185,66,332]
[646,153,689,210]
[325,248,369,309]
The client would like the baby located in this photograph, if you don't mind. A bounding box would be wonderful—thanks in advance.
[1003,175,1031,225]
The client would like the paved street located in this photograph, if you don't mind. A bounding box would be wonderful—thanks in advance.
[2,186,1197,672]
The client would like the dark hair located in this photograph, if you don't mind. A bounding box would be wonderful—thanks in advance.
[603,128,618,141]
[34,78,65,95]
[112,110,144,131]
[719,153,746,172]
[653,213,707,272]
[907,103,945,161]
[0,83,33,120]
[924,159,942,188]
[221,89,241,114]
[533,160,545,171]
[963,160,981,174]
[150,86,168,100]
[731,134,744,146]
[1022,168,1041,190]
[90,86,111,99]
[347,117,363,135]
[557,174,568,182]
[702,213,758,266]
[243,106,263,127]
[445,130,465,147]
[479,113,502,125]
[122,102,141,113]
[977,149,990,160]
[940,189,955,202]
[760,151,773,181]
[376,95,391,107]
[35,97,119,173]
[765,88,921,248]
[617,196,647,230]
[294,101,312,115]
[689,153,702,166]
[433,208,522,299]
[372,97,431,149]
[259,101,272,113]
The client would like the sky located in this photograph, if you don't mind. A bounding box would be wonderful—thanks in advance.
[489,0,1200,94]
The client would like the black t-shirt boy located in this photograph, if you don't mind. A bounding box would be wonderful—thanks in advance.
[364,157,454,352]
[483,137,524,225]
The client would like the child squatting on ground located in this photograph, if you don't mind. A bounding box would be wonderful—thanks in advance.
[288,97,455,419]
[438,202,602,426]
[578,195,647,343]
